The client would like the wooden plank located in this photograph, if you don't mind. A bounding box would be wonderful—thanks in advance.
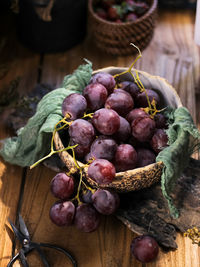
[0,12,40,266]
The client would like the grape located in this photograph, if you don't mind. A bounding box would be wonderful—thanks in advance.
[69,119,95,146]
[90,72,116,94]
[70,139,90,159]
[121,81,140,99]
[90,135,117,161]
[49,201,75,226]
[50,173,74,200]
[81,189,93,204]
[126,108,148,124]
[113,116,131,142]
[105,89,134,117]
[88,159,116,184]
[136,89,160,107]
[107,6,120,20]
[74,204,100,232]
[62,93,87,120]
[130,235,159,263]
[136,148,156,167]
[131,116,156,142]
[92,189,120,215]
[114,144,137,172]
[154,113,167,129]
[83,83,108,111]
[125,12,138,22]
[150,128,168,153]
[92,108,120,135]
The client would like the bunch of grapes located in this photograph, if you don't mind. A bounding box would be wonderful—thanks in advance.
[94,0,149,23]
[49,71,168,236]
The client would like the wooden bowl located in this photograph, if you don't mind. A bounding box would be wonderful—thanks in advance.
[87,0,158,55]
[54,67,182,192]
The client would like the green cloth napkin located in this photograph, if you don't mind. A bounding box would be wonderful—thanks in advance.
[157,107,200,218]
[0,60,92,167]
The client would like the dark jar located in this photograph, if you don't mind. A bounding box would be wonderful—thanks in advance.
[17,0,87,53]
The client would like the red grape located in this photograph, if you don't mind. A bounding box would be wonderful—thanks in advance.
[121,81,140,99]
[105,89,134,117]
[70,139,90,159]
[136,89,160,107]
[107,6,120,20]
[62,93,87,120]
[131,116,156,142]
[90,135,117,161]
[90,72,116,94]
[130,235,159,263]
[50,173,74,200]
[136,148,156,167]
[154,113,167,129]
[114,144,137,172]
[69,119,95,146]
[88,159,116,184]
[74,204,100,232]
[92,189,120,215]
[49,201,75,226]
[113,116,131,142]
[92,108,120,135]
[125,12,138,22]
[126,108,148,124]
[83,83,108,111]
[150,128,168,153]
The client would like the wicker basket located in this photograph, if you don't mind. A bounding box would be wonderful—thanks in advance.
[54,67,182,193]
[87,0,158,56]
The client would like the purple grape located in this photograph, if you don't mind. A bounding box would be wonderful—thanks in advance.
[90,135,117,161]
[121,81,140,99]
[90,72,116,94]
[92,108,120,135]
[83,83,108,111]
[130,235,159,263]
[126,108,148,124]
[150,128,168,153]
[70,139,90,159]
[154,113,167,129]
[105,89,134,117]
[114,144,137,172]
[136,148,156,167]
[69,119,95,146]
[49,201,75,226]
[92,189,120,215]
[50,173,74,200]
[88,159,116,184]
[62,93,87,120]
[74,204,100,232]
[112,116,131,142]
[136,89,160,107]
[131,117,156,142]
[81,190,93,204]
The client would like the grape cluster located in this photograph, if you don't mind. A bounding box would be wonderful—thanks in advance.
[93,0,149,23]
[49,71,168,235]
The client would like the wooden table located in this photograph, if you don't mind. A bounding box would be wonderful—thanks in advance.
[0,8,200,267]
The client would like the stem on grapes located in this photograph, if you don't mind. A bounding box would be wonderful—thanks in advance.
[113,43,162,118]
[82,112,94,119]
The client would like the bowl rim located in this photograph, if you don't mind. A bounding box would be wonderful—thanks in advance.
[88,0,158,26]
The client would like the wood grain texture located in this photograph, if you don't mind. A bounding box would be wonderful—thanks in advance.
[0,9,200,267]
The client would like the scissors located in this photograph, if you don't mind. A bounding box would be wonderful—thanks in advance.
[7,214,77,267]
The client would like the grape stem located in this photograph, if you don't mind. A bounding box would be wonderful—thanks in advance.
[113,43,161,118]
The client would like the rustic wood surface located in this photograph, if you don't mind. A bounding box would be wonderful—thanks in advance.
[0,8,200,267]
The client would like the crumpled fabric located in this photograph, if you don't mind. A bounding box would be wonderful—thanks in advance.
[157,107,200,218]
[0,61,92,167]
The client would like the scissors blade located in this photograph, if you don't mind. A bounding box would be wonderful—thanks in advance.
[8,219,26,245]
[19,250,29,267]
[19,214,30,239]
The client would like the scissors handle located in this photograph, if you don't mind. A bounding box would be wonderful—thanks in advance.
[40,243,77,267]
[7,250,29,267]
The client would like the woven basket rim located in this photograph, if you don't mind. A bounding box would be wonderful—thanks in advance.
[88,0,158,27]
